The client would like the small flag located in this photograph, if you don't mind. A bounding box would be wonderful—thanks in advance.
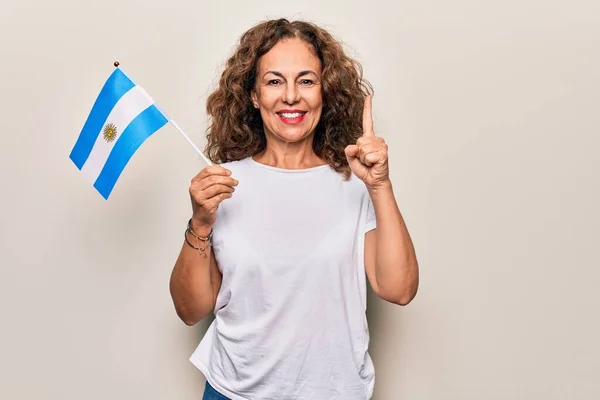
[69,67,168,199]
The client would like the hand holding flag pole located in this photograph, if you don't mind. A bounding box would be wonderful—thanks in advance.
[70,61,212,199]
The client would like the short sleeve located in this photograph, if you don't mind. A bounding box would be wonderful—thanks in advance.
[365,195,377,233]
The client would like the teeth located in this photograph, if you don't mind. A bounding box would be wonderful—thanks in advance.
[280,112,303,118]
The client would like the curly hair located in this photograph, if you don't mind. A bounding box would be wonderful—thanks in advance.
[204,18,373,177]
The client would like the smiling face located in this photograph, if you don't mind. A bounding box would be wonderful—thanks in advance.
[251,37,323,145]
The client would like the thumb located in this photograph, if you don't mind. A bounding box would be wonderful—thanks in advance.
[345,144,367,177]
[345,144,359,159]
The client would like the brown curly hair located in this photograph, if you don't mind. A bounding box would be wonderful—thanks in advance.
[204,18,373,177]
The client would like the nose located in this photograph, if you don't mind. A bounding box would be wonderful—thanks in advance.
[282,82,299,105]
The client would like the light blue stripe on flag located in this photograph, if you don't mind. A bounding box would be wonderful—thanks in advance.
[94,105,168,199]
[70,69,135,169]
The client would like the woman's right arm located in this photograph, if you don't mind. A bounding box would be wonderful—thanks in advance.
[169,165,238,326]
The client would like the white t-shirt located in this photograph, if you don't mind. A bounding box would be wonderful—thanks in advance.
[190,156,377,400]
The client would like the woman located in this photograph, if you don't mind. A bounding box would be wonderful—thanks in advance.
[169,18,419,400]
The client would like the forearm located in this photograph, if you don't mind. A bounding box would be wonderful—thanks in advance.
[169,226,216,325]
[369,181,419,304]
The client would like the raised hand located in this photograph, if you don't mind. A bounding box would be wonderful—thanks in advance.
[189,166,238,233]
[344,96,390,188]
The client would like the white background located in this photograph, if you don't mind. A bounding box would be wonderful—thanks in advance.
[1,0,599,399]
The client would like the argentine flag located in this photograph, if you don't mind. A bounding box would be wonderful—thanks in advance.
[69,67,168,199]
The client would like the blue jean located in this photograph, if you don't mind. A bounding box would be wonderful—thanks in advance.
[202,381,231,400]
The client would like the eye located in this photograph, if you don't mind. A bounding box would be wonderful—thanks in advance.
[299,79,315,85]
[267,79,282,85]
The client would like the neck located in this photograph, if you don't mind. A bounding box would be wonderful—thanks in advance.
[254,135,325,170]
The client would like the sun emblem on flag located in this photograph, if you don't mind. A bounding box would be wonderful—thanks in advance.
[102,123,118,142]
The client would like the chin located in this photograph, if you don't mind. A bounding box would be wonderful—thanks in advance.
[277,131,312,143]
[269,125,312,143]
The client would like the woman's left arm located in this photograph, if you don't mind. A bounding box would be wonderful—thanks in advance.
[364,183,419,305]
[345,96,419,305]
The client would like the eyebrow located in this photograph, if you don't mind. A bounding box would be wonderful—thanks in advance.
[262,70,318,79]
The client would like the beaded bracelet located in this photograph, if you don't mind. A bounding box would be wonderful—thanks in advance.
[184,219,213,258]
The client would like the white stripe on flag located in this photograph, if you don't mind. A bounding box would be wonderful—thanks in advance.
[80,85,155,184]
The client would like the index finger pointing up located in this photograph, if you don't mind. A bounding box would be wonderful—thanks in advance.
[362,95,374,137]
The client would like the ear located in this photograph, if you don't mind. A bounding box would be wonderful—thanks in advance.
[250,90,259,109]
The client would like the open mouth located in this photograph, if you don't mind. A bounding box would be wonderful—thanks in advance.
[277,111,307,124]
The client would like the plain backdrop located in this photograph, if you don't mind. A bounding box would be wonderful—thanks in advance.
[1,0,599,399]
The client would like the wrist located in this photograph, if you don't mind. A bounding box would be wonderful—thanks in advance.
[367,179,393,196]
[190,218,213,237]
